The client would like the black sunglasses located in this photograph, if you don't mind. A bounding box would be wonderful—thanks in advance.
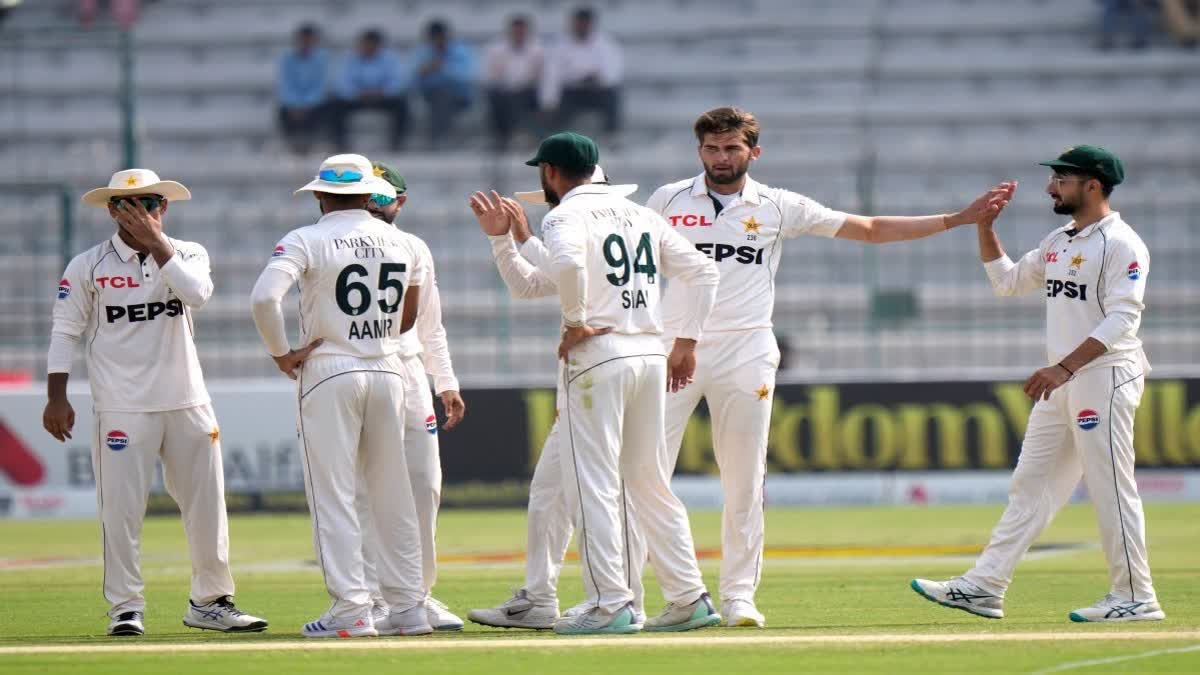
[110,196,163,211]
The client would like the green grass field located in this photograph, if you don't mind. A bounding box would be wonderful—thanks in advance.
[1,504,1198,673]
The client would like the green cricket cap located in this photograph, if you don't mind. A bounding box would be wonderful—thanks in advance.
[524,132,599,172]
[1039,145,1124,186]
[371,161,406,194]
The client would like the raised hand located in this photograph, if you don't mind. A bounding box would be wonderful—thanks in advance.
[470,191,510,236]
[949,181,1018,228]
[499,197,534,244]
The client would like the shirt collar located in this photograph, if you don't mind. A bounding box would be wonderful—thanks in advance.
[110,233,139,262]
[689,172,761,206]
[1067,211,1120,239]
[317,209,371,223]
[560,184,613,203]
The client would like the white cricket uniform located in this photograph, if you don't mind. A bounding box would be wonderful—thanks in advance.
[256,209,429,618]
[544,185,720,614]
[48,233,234,618]
[358,237,458,606]
[963,211,1157,603]
[644,173,847,603]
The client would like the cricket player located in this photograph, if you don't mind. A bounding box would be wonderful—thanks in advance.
[43,168,268,636]
[496,107,1012,628]
[495,131,722,635]
[467,167,646,630]
[912,145,1165,623]
[356,161,466,631]
[251,154,431,638]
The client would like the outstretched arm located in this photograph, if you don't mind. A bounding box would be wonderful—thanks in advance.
[836,181,1016,244]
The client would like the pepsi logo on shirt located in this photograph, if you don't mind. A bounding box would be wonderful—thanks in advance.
[106,430,129,451]
[272,245,286,258]
[57,279,71,300]
[1127,261,1140,281]
[1076,409,1100,431]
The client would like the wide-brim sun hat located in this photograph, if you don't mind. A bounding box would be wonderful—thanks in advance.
[81,169,192,207]
[295,153,397,198]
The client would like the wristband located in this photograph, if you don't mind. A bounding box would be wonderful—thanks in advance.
[1057,362,1074,377]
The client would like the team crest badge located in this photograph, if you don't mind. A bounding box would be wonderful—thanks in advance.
[1076,410,1100,431]
[425,414,438,435]
[1127,261,1140,281]
[106,430,129,451]
[57,279,71,300]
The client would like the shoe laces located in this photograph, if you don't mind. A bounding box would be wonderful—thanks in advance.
[1095,593,1121,607]
[116,611,140,622]
[505,588,530,606]
[213,596,245,616]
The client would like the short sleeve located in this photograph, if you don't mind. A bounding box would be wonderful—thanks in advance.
[780,191,848,239]
[264,230,308,280]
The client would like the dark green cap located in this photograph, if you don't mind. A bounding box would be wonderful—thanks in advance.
[525,131,599,171]
[1039,145,1124,187]
[371,161,406,194]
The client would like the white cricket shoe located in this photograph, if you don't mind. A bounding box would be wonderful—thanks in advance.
[301,612,377,638]
[565,599,646,624]
[371,600,389,625]
[1069,594,1166,623]
[644,592,721,632]
[910,578,1004,619]
[553,602,642,635]
[377,604,434,636]
[721,599,766,627]
[425,596,464,631]
[183,595,268,632]
[467,589,558,630]
[107,611,144,636]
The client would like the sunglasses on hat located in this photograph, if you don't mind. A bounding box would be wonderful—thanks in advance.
[109,196,163,211]
[319,168,364,183]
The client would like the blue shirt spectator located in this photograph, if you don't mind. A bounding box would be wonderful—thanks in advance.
[409,32,477,104]
[337,30,408,99]
[277,27,329,108]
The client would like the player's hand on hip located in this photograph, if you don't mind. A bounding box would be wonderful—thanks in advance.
[1023,364,1069,401]
[499,197,534,244]
[666,338,698,393]
[470,190,510,236]
[272,338,324,380]
[948,181,1018,228]
[557,325,611,360]
[439,390,466,430]
[42,398,75,442]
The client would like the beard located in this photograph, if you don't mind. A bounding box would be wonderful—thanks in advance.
[368,206,397,224]
[541,172,560,206]
[1051,196,1078,216]
[704,159,750,186]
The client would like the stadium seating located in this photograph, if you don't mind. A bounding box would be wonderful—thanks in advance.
[2,0,1197,382]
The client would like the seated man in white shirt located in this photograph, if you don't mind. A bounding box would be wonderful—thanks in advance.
[540,7,622,135]
[484,14,544,151]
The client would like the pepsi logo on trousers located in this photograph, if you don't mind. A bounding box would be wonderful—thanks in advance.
[106,430,129,451]
[425,414,438,435]
[1076,409,1100,430]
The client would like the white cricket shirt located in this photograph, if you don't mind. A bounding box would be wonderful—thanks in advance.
[265,209,430,361]
[984,211,1149,373]
[49,233,213,412]
[645,173,847,337]
[542,184,718,348]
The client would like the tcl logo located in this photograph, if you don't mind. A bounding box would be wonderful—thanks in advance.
[105,299,184,323]
[96,276,140,289]
[695,243,765,264]
[1046,280,1088,300]
[668,214,713,227]
[1045,252,1059,263]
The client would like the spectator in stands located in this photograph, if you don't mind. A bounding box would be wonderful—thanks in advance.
[79,0,139,29]
[1098,0,1155,50]
[483,15,544,152]
[541,7,623,137]
[409,19,477,149]
[1163,0,1200,47]
[277,24,329,155]
[328,29,410,151]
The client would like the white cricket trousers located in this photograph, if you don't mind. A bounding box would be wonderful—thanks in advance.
[664,327,779,603]
[559,334,707,614]
[964,360,1158,602]
[298,354,424,619]
[358,355,442,603]
[92,404,235,618]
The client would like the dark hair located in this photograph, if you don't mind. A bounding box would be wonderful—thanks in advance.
[297,23,319,38]
[426,19,449,39]
[573,6,595,21]
[319,193,369,209]
[361,29,385,44]
[558,163,596,181]
[1057,168,1114,198]
[693,106,760,148]
[510,14,530,28]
